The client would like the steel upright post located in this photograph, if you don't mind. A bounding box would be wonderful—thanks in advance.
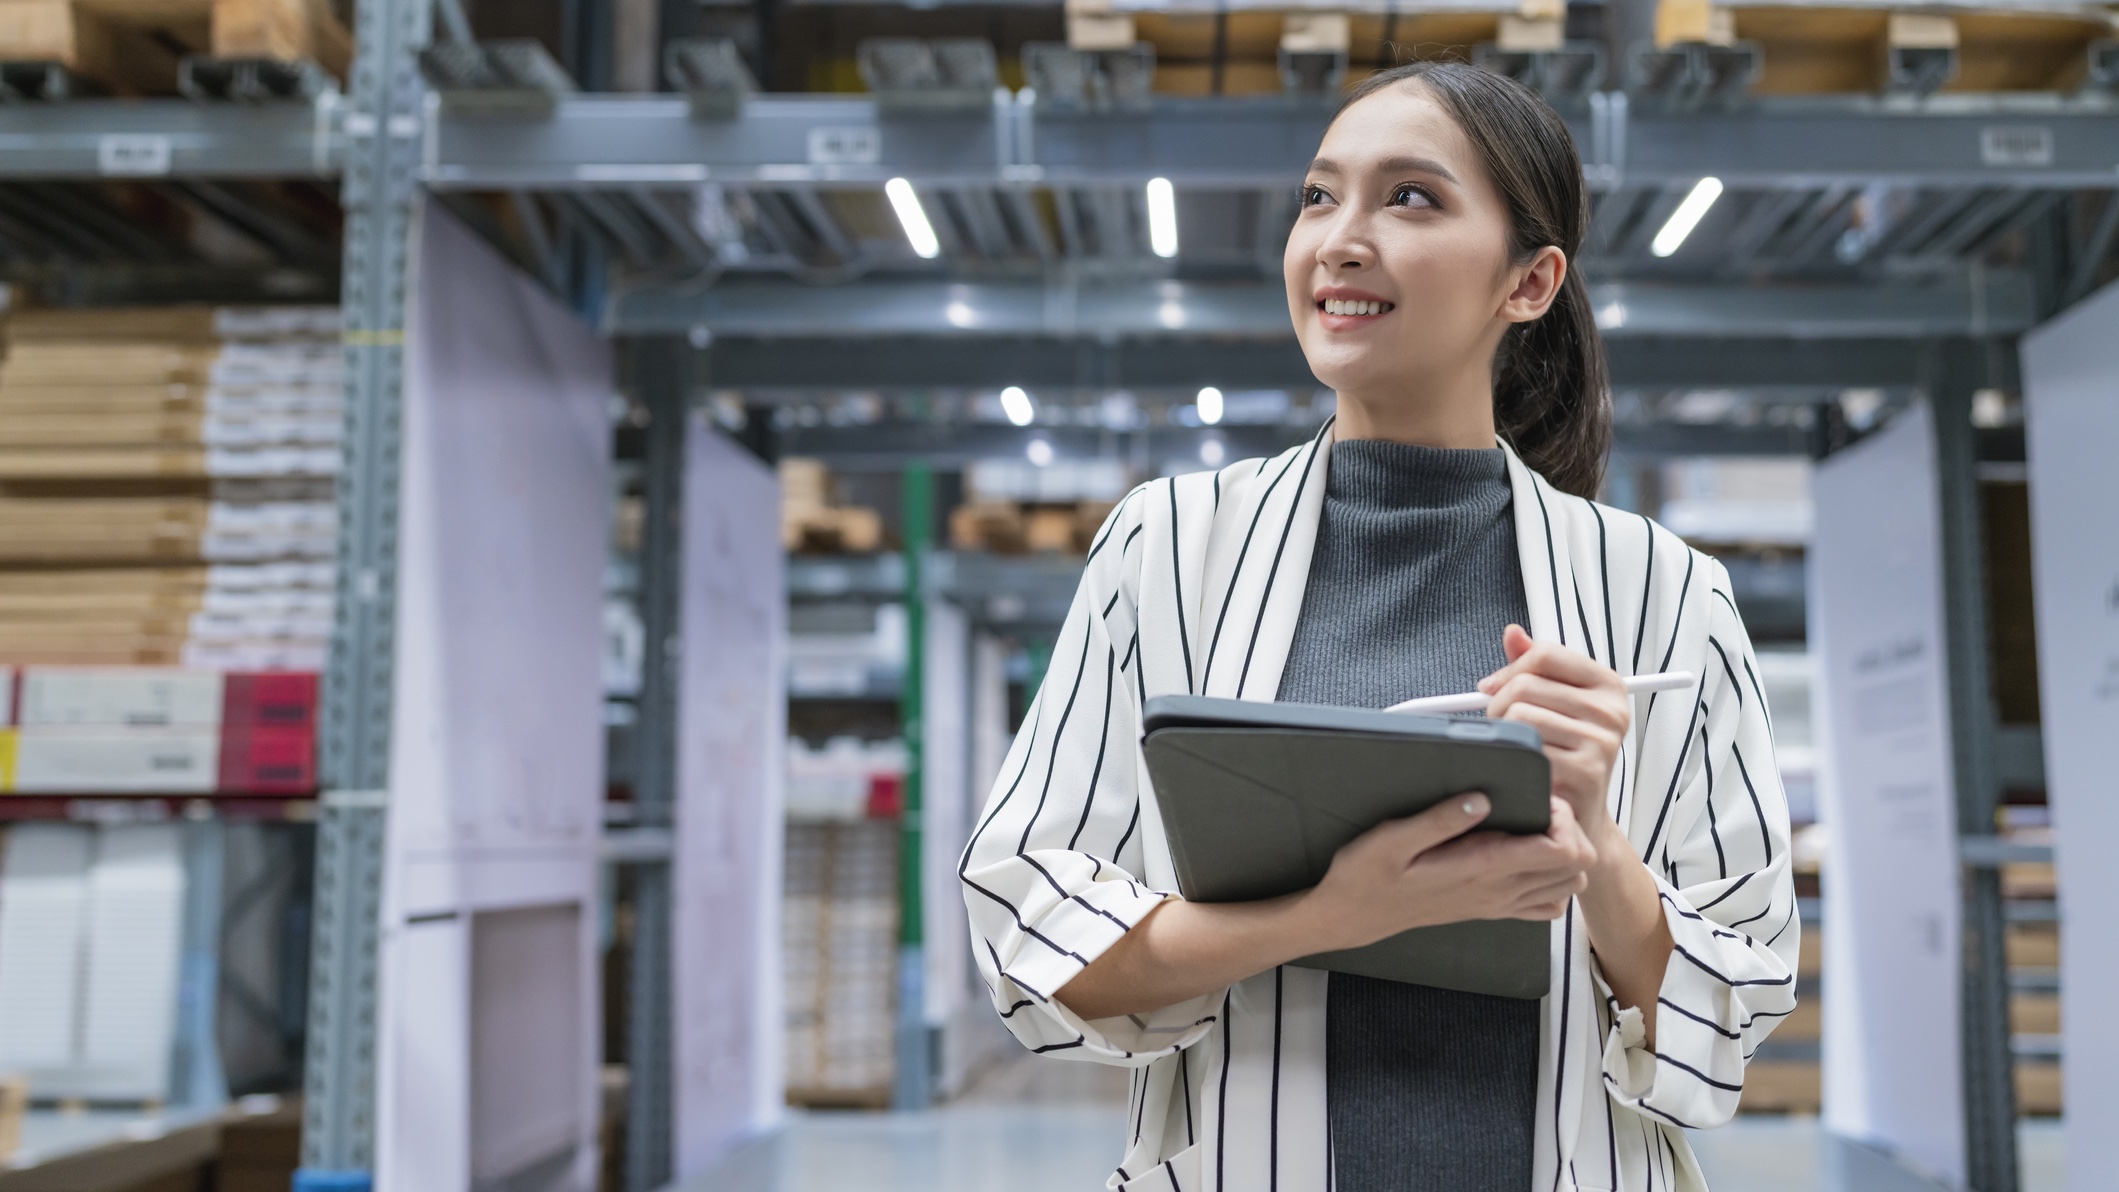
[625,337,690,1192]
[894,462,933,1109]
[297,0,434,1187]
[1928,341,2020,1192]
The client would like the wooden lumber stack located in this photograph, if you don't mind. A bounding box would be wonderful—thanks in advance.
[0,0,351,94]
[0,305,340,670]
[780,457,885,555]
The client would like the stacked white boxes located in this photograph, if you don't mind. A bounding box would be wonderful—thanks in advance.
[0,821,185,1101]
[783,819,898,1105]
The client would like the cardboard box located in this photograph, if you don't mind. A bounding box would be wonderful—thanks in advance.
[19,667,224,727]
[13,727,220,793]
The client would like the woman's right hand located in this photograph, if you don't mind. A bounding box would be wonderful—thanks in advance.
[1301,793,1597,952]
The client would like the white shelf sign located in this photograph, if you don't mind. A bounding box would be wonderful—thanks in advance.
[807,126,881,166]
[97,134,173,177]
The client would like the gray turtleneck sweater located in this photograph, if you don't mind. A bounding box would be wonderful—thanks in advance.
[1275,439,1540,1192]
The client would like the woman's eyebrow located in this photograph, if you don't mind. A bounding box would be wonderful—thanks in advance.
[1305,154,1460,184]
[1374,155,1460,184]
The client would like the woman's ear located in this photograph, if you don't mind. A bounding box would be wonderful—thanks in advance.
[1498,245,1567,324]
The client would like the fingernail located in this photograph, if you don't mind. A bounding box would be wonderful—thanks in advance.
[1462,794,1490,816]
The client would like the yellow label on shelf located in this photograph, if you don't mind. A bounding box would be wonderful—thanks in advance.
[0,729,16,792]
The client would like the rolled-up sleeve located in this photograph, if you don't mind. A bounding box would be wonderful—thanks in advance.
[960,484,1220,1063]
[1597,559,1801,1128]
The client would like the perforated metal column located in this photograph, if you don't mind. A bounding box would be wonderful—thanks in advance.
[1928,342,2020,1192]
[624,337,690,1192]
[298,0,433,1184]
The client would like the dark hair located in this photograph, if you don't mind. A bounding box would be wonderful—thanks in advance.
[1335,62,1611,498]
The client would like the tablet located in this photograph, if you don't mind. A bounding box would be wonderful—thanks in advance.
[1141,694,1553,1000]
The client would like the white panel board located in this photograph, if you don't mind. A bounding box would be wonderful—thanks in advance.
[0,825,93,1070]
[376,200,610,1192]
[923,599,970,1032]
[471,904,586,1187]
[1811,400,1964,1185]
[2020,279,2119,1192]
[672,414,786,1177]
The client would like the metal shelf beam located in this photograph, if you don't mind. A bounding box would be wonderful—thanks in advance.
[0,98,342,178]
[423,93,2119,191]
[612,274,2035,339]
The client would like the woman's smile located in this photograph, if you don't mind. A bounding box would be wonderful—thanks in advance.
[1315,287,1398,330]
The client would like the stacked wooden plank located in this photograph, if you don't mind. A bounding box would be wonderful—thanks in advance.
[783,819,898,1107]
[0,0,351,94]
[0,305,340,672]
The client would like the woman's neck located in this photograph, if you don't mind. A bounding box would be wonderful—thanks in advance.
[1331,366,1499,450]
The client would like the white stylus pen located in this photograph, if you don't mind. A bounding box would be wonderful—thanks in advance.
[1385,670,1696,716]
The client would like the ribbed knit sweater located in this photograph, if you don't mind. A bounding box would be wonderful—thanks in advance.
[1275,439,1540,1192]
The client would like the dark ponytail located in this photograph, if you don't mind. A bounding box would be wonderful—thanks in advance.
[1336,62,1611,498]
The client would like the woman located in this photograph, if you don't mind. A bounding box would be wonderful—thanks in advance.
[960,63,1797,1192]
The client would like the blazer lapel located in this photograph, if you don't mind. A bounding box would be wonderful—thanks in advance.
[1198,420,1335,702]
[1504,442,1577,649]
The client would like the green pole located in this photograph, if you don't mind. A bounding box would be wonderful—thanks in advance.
[899,462,930,949]
[893,462,933,1107]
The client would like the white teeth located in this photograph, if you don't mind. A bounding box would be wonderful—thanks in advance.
[1322,299,1387,316]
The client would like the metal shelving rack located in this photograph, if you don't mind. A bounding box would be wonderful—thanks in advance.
[1,1,2095,1188]
[342,23,2087,1192]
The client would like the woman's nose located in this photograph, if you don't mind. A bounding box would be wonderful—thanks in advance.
[1315,215,1374,270]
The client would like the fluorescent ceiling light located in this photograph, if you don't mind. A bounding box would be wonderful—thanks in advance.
[1026,437,1055,467]
[885,177,940,259]
[1146,177,1179,259]
[1200,438,1226,467]
[1651,177,1723,259]
[1000,385,1035,427]
[1196,386,1224,426]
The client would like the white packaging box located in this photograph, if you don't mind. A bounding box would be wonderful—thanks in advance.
[78,823,184,1099]
[20,667,225,727]
[15,727,221,793]
[0,824,93,1070]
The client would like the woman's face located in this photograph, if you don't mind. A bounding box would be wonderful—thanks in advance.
[1284,83,1555,402]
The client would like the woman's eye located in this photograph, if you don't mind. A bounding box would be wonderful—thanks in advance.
[1390,184,1437,209]
[1300,184,1332,207]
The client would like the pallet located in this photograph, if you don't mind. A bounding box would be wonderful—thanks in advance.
[0,0,351,96]
[1136,8,1512,97]
[1678,2,2111,94]
[1120,3,2109,97]
[782,505,884,555]
[950,499,1114,555]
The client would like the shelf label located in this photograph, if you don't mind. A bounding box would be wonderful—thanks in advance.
[807,126,880,166]
[1980,126,2053,169]
[98,134,173,176]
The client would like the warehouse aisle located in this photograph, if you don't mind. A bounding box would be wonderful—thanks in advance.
[688,1056,2065,1192]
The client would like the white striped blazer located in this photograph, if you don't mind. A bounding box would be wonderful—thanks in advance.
[960,420,1799,1192]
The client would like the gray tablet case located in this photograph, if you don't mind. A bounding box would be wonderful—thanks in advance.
[1141,695,1553,1000]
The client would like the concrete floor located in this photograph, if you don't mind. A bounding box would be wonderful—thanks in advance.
[691,1055,2065,1192]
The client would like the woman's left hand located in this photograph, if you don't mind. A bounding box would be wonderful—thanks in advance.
[1478,624,1631,853]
